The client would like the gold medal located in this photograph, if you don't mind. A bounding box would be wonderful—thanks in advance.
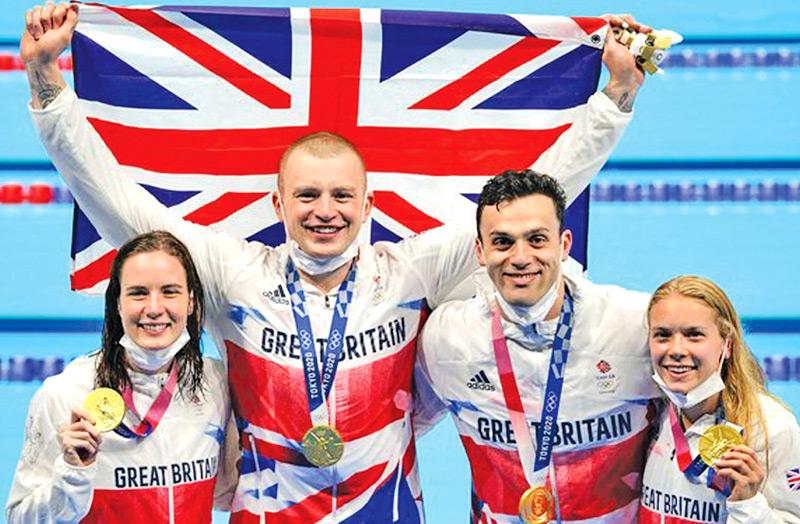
[698,424,743,467]
[83,388,125,432]
[519,485,555,524]
[302,425,344,467]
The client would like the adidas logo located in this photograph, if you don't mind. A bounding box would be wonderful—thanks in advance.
[263,285,290,305]
[467,370,496,391]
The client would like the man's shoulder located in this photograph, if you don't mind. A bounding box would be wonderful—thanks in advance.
[574,277,650,320]
[427,296,486,330]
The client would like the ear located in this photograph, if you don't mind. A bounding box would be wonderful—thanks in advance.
[361,191,375,223]
[722,338,732,360]
[272,191,284,222]
[188,291,195,316]
[474,237,487,267]
[560,229,573,261]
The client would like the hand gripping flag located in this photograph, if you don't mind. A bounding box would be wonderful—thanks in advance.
[69,4,607,292]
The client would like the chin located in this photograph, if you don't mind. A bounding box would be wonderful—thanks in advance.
[499,290,538,308]
[658,375,693,394]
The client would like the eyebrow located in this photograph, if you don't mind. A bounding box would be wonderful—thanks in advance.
[489,227,550,237]
[293,184,359,193]
[124,283,185,290]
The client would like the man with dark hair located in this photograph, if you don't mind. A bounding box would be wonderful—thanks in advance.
[419,170,660,523]
[475,169,569,236]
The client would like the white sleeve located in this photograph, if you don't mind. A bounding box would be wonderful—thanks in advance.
[726,414,800,523]
[394,220,478,309]
[6,386,96,524]
[390,91,631,307]
[210,360,240,511]
[30,88,266,311]
[531,91,632,204]
[412,318,449,438]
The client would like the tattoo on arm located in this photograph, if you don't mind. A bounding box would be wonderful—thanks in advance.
[32,69,64,109]
[602,86,635,113]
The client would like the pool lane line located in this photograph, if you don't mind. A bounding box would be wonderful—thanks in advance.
[1,316,799,334]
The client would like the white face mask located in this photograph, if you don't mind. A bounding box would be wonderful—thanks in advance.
[652,347,727,409]
[277,193,364,276]
[494,277,560,327]
[287,238,359,276]
[479,240,562,326]
[120,328,191,373]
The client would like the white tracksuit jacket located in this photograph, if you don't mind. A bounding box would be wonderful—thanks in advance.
[6,355,236,523]
[418,267,661,523]
[640,396,800,523]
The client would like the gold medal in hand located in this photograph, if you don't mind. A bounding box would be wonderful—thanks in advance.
[83,388,125,432]
[699,424,743,467]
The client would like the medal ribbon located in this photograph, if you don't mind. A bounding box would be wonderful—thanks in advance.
[491,291,574,488]
[667,404,732,495]
[115,363,179,438]
[286,258,357,427]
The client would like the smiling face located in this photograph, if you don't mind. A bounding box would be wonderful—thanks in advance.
[648,293,729,395]
[274,148,373,259]
[476,193,571,307]
[118,250,194,351]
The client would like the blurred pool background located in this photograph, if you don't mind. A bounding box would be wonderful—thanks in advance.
[1,1,799,522]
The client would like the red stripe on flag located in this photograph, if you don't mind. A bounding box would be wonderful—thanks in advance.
[308,9,363,131]
[183,192,268,226]
[88,117,570,177]
[373,191,443,233]
[86,118,303,175]
[409,37,561,110]
[346,125,572,176]
[571,17,607,37]
[70,249,117,291]
[107,6,291,109]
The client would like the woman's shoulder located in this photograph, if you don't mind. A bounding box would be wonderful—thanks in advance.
[29,355,97,419]
[40,355,97,395]
[758,392,800,442]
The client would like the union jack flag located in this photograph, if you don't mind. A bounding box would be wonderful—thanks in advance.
[69,4,606,292]
[788,467,800,492]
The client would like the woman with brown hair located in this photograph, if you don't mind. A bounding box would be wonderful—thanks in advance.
[640,275,800,523]
[6,231,236,523]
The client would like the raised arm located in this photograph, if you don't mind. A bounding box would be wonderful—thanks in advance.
[531,14,647,203]
[22,3,262,311]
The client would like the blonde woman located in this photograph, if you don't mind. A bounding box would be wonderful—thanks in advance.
[639,275,800,523]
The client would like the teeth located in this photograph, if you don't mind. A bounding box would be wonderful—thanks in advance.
[141,324,167,332]
[309,226,340,233]
[666,366,693,372]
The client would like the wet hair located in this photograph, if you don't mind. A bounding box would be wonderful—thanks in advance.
[648,275,792,469]
[277,131,366,191]
[476,169,567,239]
[95,230,206,399]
